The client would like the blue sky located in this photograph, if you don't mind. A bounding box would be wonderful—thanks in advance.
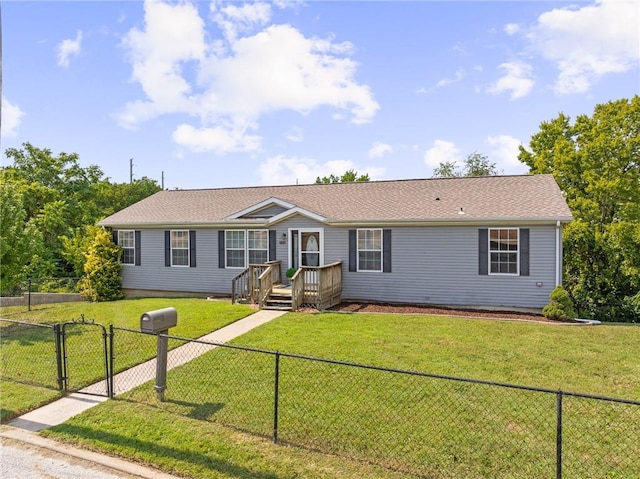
[2,0,638,189]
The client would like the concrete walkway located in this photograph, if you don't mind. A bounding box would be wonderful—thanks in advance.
[1,309,286,477]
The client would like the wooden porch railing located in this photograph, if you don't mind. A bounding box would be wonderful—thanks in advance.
[233,260,341,311]
[232,260,281,304]
[291,261,342,310]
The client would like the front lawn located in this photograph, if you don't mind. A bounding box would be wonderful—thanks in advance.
[45,311,640,478]
[0,298,254,420]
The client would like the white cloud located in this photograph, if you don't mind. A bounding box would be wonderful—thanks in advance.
[172,123,262,154]
[119,0,378,152]
[256,155,385,185]
[368,141,392,159]
[485,135,529,174]
[57,30,83,68]
[211,1,272,44]
[119,0,206,128]
[285,126,304,142]
[487,61,534,99]
[423,140,462,168]
[1,97,25,138]
[436,69,466,88]
[528,0,639,94]
[504,23,520,36]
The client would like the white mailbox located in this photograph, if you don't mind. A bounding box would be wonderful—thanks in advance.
[140,307,177,333]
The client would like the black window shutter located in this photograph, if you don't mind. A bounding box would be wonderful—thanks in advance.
[269,230,276,261]
[348,230,357,272]
[218,231,225,269]
[112,230,118,244]
[478,229,488,275]
[134,230,141,266]
[520,228,530,276]
[383,229,392,273]
[189,230,196,268]
[165,231,171,267]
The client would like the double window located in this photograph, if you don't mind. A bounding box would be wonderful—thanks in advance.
[225,230,268,268]
[357,229,382,272]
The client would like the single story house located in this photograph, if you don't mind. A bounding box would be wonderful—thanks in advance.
[98,174,572,311]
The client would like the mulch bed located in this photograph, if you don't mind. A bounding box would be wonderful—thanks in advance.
[326,302,561,323]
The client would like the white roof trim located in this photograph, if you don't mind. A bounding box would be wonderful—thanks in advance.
[226,197,296,219]
[266,207,327,225]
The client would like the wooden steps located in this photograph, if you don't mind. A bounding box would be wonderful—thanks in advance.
[263,285,293,311]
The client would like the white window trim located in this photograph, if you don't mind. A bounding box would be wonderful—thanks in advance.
[118,230,136,266]
[225,230,270,269]
[357,228,383,273]
[225,230,246,269]
[488,227,520,276]
[171,230,190,268]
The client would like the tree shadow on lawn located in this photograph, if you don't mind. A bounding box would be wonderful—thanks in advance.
[47,423,281,479]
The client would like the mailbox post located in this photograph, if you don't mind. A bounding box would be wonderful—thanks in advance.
[140,307,177,401]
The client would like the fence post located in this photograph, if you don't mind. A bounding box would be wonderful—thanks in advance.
[556,390,563,479]
[109,325,115,399]
[53,324,64,391]
[27,279,32,312]
[273,351,280,444]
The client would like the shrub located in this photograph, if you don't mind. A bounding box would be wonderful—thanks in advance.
[542,286,577,321]
[80,228,123,302]
[286,267,298,279]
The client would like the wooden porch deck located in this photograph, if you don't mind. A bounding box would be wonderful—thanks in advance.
[231,261,342,311]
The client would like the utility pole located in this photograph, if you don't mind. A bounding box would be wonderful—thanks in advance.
[129,158,134,183]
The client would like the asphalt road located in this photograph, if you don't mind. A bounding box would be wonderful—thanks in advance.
[0,438,137,479]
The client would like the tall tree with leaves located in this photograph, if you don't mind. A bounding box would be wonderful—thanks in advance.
[432,152,501,178]
[519,96,640,321]
[315,169,370,184]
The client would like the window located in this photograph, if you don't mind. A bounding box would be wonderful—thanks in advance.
[223,230,270,268]
[489,228,519,274]
[225,230,245,268]
[118,230,135,265]
[248,230,268,265]
[171,230,190,267]
[357,229,382,272]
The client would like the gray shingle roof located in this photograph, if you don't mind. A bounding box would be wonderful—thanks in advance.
[98,174,572,227]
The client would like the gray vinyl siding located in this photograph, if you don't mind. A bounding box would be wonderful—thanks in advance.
[121,222,557,308]
[336,225,557,309]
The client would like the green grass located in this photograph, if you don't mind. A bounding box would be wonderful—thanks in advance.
[0,298,254,420]
[45,311,640,478]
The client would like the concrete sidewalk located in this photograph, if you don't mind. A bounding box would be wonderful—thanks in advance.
[1,309,286,477]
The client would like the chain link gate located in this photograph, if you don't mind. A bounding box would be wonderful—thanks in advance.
[61,317,111,397]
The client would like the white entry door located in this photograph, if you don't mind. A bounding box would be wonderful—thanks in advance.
[289,229,323,269]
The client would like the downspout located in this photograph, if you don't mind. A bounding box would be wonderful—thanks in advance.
[555,221,562,287]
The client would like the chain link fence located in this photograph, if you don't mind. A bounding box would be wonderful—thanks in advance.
[3,317,638,477]
[0,319,62,390]
[0,277,83,311]
[114,329,640,478]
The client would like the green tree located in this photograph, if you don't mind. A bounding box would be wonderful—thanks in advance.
[315,169,370,184]
[80,228,123,302]
[1,143,161,281]
[432,152,501,178]
[0,181,43,294]
[519,96,640,322]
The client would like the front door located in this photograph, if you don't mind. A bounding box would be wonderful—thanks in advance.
[290,229,323,269]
